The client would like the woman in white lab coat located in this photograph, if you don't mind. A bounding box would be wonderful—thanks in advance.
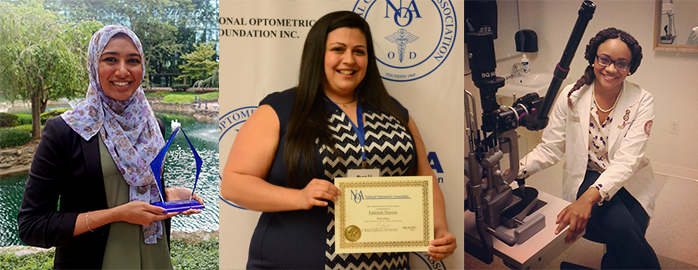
[518,28,661,269]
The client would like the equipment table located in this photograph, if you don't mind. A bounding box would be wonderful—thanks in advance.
[464,190,572,269]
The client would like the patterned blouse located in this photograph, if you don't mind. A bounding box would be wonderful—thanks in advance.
[588,97,613,173]
[322,101,415,270]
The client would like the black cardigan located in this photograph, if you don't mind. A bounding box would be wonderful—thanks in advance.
[17,116,169,269]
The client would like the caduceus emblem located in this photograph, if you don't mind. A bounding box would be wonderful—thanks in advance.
[385,28,419,63]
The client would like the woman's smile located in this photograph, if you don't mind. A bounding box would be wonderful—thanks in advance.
[98,35,143,101]
[593,38,631,93]
[338,69,356,75]
[323,27,368,100]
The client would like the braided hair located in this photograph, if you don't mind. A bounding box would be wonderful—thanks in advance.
[567,27,642,108]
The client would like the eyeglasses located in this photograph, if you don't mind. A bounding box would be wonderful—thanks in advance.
[596,55,630,71]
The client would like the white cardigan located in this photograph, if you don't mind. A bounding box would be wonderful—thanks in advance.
[520,80,659,217]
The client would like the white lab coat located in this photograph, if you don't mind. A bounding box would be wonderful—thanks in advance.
[520,80,659,217]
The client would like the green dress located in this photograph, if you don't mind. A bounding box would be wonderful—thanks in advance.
[99,135,173,269]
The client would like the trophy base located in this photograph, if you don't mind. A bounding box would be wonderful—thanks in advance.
[153,200,205,213]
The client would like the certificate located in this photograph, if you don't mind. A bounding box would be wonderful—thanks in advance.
[334,176,434,254]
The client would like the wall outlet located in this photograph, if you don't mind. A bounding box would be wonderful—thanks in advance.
[670,121,679,135]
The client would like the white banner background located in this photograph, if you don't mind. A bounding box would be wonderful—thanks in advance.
[218,1,464,269]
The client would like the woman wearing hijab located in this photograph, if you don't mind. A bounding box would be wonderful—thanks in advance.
[17,25,202,269]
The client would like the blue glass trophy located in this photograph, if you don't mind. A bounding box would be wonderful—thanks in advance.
[149,126,205,212]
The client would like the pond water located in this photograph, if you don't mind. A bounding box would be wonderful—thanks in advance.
[0,173,26,246]
[157,114,219,233]
[0,113,219,247]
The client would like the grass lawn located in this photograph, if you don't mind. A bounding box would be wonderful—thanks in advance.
[146,91,219,103]
[0,234,219,270]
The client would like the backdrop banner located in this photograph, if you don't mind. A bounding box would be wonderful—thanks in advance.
[219,1,464,269]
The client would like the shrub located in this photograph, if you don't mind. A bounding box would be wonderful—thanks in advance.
[193,88,219,94]
[0,112,19,128]
[40,109,71,125]
[171,84,189,92]
[170,235,219,270]
[16,113,32,125]
[0,248,54,270]
[15,124,36,133]
[0,235,218,269]
[0,128,32,148]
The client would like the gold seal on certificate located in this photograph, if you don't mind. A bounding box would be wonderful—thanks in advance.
[334,176,434,254]
[345,225,361,242]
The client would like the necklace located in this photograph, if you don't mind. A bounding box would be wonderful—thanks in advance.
[335,98,357,108]
[594,87,622,113]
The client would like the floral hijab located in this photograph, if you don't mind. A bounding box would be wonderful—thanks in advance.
[61,25,165,244]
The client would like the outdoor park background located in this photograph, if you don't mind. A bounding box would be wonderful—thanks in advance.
[0,0,220,269]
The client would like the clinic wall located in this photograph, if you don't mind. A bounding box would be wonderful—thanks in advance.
[672,0,698,46]
[515,0,698,180]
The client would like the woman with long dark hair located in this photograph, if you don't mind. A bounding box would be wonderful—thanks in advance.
[518,27,660,269]
[222,11,456,269]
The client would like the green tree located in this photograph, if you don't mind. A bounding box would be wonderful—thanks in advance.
[193,67,218,88]
[43,0,218,79]
[134,21,183,87]
[177,42,218,85]
[0,0,103,138]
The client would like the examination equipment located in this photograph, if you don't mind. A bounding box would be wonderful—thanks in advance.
[464,0,596,264]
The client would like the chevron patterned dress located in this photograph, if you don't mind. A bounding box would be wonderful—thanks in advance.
[322,102,415,270]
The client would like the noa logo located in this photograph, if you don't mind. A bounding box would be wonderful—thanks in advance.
[219,106,256,139]
[354,0,457,82]
[219,106,257,210]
